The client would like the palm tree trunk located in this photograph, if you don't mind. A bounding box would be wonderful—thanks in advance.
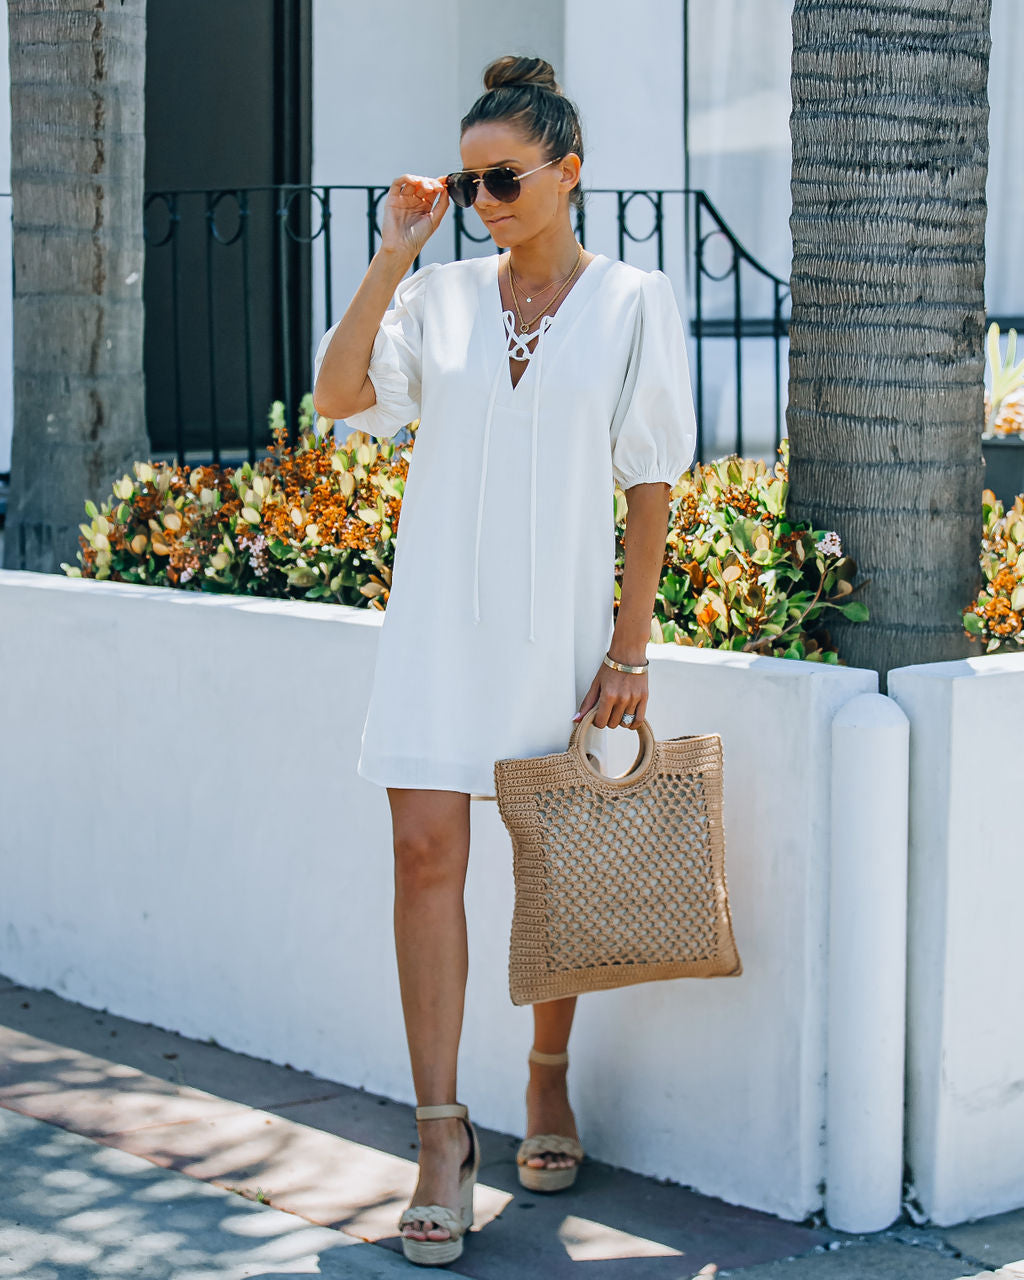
[787,0,990,682]
[3,0,150,573]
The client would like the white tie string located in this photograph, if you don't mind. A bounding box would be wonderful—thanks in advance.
[472,356,505,626]
[528,315,554,642]
[472,310,554,641]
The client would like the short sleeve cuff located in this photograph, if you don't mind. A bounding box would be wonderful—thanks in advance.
[343,326,415,437]
[613,453,693,489]
[614,471,684,489]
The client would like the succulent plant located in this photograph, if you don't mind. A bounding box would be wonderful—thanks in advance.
[621,440,868,663]
[62,393,408,608]
[64,401,869,663]
[963,488,1024,651]
[983,322,1024,437]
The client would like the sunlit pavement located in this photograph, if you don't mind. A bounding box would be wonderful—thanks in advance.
[1,973,1022,1279]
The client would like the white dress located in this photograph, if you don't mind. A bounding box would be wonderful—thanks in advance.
[312,251,697,798]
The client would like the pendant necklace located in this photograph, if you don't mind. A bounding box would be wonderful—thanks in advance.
[507,244,584,334]
[510,244,580,303]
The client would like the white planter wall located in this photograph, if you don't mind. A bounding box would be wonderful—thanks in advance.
[0,569,900,1223]
[889,655,1024,1226]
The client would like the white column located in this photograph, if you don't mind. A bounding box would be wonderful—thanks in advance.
[889,654,1024,1226]
[826,692,909,1231]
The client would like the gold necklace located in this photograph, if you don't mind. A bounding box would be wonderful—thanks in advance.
[508,243,582,304]
[507,244,585,334]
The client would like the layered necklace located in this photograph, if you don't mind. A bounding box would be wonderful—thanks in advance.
[506,243,585,335]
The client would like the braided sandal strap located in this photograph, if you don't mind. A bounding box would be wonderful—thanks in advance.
[516,1133,584,1165]
[398,1204,465,1237]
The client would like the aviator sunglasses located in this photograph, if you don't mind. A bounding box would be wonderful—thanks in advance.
[443,157,563,209]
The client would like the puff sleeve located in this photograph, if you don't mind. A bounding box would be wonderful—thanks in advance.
[609,269,697,489]
[312,260,442,440]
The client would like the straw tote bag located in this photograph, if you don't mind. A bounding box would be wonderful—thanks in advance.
[494,706,742,1005]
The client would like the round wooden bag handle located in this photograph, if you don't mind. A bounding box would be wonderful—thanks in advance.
[569,706,657,787]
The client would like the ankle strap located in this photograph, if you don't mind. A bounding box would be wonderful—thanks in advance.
[529,1048,569,1066]
[415,1102,468,1121]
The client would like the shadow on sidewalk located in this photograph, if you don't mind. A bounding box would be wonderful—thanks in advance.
[9,972,996,1279]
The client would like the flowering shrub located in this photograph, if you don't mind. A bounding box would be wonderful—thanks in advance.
[630,439,867,662]
[963,489,1024,651]
[983,322,1024,437]
[61,396,406,607]
[64,401,867,662]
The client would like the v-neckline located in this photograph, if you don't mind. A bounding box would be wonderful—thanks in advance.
[492,251,607,394]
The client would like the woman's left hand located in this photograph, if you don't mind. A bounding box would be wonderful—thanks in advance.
[573,663,647,730]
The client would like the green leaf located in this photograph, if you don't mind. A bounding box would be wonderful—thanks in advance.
[835,600,869,622]
[963,610,984,635]
[729,518,757,553]
[85,500,98,519]
[762,481,787,517]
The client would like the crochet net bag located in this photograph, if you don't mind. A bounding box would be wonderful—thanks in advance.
[494,706,742,1005]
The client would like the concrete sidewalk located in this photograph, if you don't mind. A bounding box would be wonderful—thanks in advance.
[0,973,1021,1279]
[0,1105,411,1279]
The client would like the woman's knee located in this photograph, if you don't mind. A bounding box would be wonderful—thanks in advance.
[390,794,467,888]
[393,826,466,892]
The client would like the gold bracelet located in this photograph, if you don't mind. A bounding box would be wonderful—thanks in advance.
[603,651,649,675]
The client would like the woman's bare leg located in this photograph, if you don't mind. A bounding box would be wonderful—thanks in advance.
[525,996,581,1170]
[388,786,473,1243]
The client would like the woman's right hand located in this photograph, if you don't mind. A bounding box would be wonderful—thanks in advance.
[379,173,450,261]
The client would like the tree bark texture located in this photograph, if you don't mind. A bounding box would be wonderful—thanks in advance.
[787,0,990,682]
[3,0,150,573]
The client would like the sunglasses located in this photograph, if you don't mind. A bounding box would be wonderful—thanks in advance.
[443,157,563,209]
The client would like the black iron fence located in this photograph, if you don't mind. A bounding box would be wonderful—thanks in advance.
[4,186,1018,519]
[142,181,794,468]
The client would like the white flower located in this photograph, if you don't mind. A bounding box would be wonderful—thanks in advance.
[818,530,842,557]
[247,532,269,579]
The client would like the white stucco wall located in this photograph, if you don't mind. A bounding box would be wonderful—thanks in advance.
[889,655,1024,1226]
[0,569,886,1223]
[563,0,683,191]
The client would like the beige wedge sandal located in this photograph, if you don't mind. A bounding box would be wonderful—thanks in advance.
[398,1102,480,1267]
[516,1049,585,1193]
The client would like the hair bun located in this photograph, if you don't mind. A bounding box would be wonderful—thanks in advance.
[483,54,561,94]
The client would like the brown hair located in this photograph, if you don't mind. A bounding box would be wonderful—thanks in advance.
[460,55,586,214]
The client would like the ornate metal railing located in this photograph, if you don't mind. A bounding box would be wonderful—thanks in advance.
[142,181,793,465]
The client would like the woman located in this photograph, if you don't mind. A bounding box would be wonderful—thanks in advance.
[313,54,696,1267]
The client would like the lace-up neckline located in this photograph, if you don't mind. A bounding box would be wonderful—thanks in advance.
[471,253,602,644]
